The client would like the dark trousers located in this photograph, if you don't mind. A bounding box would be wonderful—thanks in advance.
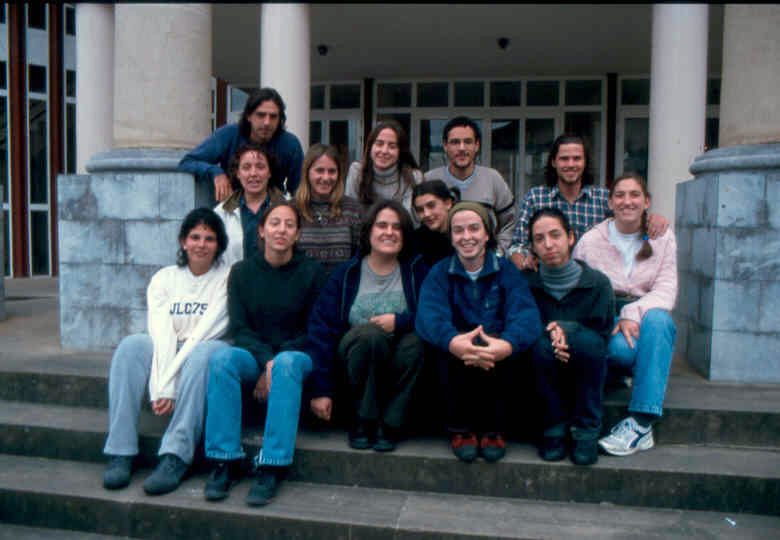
[438,351,515,435]
[531,324,607,440]
[338,324,423,429]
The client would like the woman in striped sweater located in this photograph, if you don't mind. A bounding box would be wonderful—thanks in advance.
[294,144,362,275]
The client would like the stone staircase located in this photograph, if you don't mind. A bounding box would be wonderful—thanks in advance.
[1,347,779,539]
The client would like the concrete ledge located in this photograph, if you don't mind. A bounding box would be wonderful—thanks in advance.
[690,143,780,174]
[85,148,188,173]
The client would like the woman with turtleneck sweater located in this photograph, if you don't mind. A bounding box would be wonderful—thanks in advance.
[522,208,614,467]
[345,120,423,218]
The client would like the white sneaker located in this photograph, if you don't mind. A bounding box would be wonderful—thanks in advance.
[598,417,654,456]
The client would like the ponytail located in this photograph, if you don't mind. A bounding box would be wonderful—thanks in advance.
[636,211,653,261]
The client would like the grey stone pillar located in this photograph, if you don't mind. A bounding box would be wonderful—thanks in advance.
[59,4,214,350]
[59,150,208,350]
[0,186,5,322]
[674,6,780,382]
[675,146,780,382]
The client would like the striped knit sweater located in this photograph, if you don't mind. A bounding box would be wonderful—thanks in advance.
[297,196,363,275]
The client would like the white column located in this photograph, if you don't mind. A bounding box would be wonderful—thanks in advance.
[260,4,310,149]
[647,4,708,227]
[75,4,114,173]
[113,4,212,149]
[719,5,780,147]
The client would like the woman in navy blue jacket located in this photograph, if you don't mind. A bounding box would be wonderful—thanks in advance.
[416,202,542,463]
[305,200,428,452]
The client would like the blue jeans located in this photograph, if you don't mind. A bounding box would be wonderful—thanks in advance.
[103,334,228,463]
[608,309,676,417]
[204,347,312,466]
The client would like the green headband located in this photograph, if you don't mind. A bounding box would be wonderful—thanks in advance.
[448,201,496,233]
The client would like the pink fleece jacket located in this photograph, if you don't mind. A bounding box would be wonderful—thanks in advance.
[572,219,678,323]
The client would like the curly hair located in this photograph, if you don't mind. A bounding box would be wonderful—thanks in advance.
[176,207,229,268]
[226,143,284,194]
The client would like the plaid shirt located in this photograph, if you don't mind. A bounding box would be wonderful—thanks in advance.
[508,184,611,255]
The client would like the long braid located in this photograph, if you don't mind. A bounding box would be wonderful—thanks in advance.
[636,210,653,261]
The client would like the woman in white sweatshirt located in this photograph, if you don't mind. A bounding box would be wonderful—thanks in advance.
[103,208,231,496]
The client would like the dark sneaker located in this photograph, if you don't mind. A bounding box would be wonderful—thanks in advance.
[143,453,189,495]
[348,420,374,450]
[571,438,599,466]
[205,460,243,501]
[538,436,567,462]
[373,424,398,452]
[103,455,133,490]
[450,432,479,462]
[245,466,285,507]
[479,433,507,463]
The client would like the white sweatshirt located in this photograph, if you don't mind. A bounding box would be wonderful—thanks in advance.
[147,263,230,401]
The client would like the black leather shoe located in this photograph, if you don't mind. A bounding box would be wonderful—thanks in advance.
[538,436,567,462]
[571,438,598,466]
[373,424,398,452]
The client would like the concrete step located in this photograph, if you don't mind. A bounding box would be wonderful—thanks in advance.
[1,354,779,447]
[0,523,138,539]
[1,400,778,516]
[1,454,779,540]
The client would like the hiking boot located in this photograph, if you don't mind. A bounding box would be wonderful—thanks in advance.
[598,416,654,456]
[450,432,479,462]
[538,436,567,462]
[246,466,286,507]
[143,453,189,495]
[103,455,133,490]
[479,433,507,463]
[204,459,243,501]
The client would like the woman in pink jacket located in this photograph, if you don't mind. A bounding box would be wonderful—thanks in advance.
[573,172,677,457]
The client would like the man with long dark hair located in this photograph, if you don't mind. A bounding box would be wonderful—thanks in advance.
[179,87,304,202]
[508,134,667,271]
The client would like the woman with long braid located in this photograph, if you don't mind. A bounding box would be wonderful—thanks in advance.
[573,172,677,456]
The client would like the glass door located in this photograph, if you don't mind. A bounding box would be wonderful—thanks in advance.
[310,111,363,168]
[615,109,649,181]
[490,114,558,201]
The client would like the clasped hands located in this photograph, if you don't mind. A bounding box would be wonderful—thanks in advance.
[546,321,570,363]
[252,359,333,423]
[448,325,513,371]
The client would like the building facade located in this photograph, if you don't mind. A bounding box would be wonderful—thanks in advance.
[4,3,730,277]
